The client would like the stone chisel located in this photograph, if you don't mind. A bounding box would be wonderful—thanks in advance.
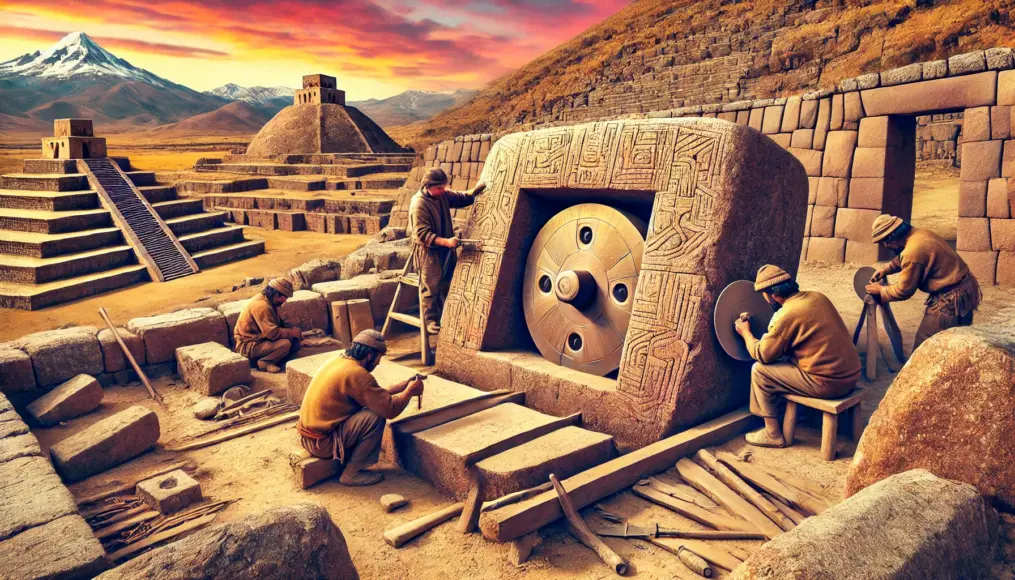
[593,523,766,541]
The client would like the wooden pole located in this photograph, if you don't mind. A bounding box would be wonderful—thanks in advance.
[390,390,524,435]
[550,473,628,576]
[675,458,783,539]
[480,482,553,513]
[695,450,794,531]
[647,538,742,573]
[677,547,714,578]
[98,307,162,406]
[715,452,830,515]
[383,503,464,548]
[864,297,878,381]
[166,412,298,452]
[631,483,757,533]
[763,493,805,525]
[457,473,484,534]
[464,412,581,465]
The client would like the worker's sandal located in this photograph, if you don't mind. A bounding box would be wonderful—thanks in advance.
[745,429,787,448]
[339,469,384,486]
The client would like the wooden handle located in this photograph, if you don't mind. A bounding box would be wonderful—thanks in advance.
[99,307,162,406]
[678,547,713,578]
[383,503,464,548]
[550,473,628,576]
[658,528,767,541]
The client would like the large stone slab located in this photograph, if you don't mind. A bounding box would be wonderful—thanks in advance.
[96,327,146,373]
[341,239,409,279]
[279,290,329,332]
[96,503,357,580]
[0,515,108,580]
[476,426,615,500]
[217,299,249,342]
[127,308,229,365]
[0,346,35,393]
[860,72,998,116]
[311,277,372,304]
[176,342,251,396]
[845,326,1015,510]
[0,432,40,463]
[0,455,78,541]
[731,470,998,580]
[14,327,103,387]
[26,374,103,425]
[50,405,160,482]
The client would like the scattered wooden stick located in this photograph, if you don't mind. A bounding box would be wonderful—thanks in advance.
[675,458,783,539]
[88,505,147,528]
[695,450,794,532]
[646,476,720,510]
[383,503,464,548]
[76,461,193,508]
[631,482,757,533]
[94,511,159,540]
[648,538,742,573]
[108,513,218,562]
[550,473,628,576]
[763,493,805,525]
[480,482,554,513]
[715,452,830,515]
[391,390,524,435]
[99,307,163,406]
[167,412,299,452]
[726,545,752,561]
[678,546,713,578]
[457,474,484,534]
[657,528,766,541]
[508,531,540,567]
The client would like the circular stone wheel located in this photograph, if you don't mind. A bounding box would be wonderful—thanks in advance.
[522,203,647,376]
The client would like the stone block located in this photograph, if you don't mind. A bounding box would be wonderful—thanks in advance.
[1000,71,1015,106]
[923,60,948,80]
[987,178,1011,218]
[861,72,998,116]
[0,432,40,463]
[0,347,35,393]
[217,299,249,341]
[94,504,357,580]
[748,107,764,131]
[0,455,78,541]
[856,73,880,89]
[127,308,229,365]
[761,105,783,134]
[821,131,858,177]
[289,258,341,290]
[735,110,750,126]
[845,240,884,264]
[959,181,988,217]
[957,217,992,251]
[366,277,400,324]
[791,129,813,149]
[781,97,801,133]
[991,106,1011,140]
[768,133,791,148]
[475,426,616,500]
[987,47,1015,70]
[799,99,818,129]
[330,301,353,346]
[843,91,863,122]
[809,205,836,237]
[137,469,203,514]
[96,327,145,374]
[991,218,1015,251]
[15,327,103,387]
[815,177,849,207]
[50,405,160,482]
[830,94,844,130]
[788,148,822,177]
[311,276,373,304]
[735,470,998,580]
[176,342,250,396]
[276,212,306,232]
[995,252,1015,285]
[949,51,986,75]
[0,515,108,580]
[834,208,881,242]
[851,147,888,178]
[805,237,846,263]
[959,251,998,284]
[807,177,818,205]
[347,298,374,337]
[279,290,329,332]
[858,116,905,148]
[848,178,886,210]
[964,107,991,142]
[26,374,102,426]
[1004,140,1015,178]
[880,63,923,86]
[960,140,1002,182]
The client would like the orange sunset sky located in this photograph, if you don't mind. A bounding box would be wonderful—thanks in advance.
[0,0,630,99]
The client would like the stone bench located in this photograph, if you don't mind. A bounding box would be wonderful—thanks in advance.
[782,387,866,461]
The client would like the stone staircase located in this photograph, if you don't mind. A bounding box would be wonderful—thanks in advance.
[0,158,264,310]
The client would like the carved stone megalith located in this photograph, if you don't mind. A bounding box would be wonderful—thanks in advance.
[436,118,808,447]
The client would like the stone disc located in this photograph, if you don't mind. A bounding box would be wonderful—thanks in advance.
[713,280,776,362]
[523,203,646,377]
[854,266,878,299]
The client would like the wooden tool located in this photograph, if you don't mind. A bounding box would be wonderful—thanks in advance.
[850,268,906,381]
[631,481,758,533]
[678,546,714,578]
[648,537,742,573]
[383,503,464,548]
[411,373,428,410]
[167,411,299,452]
[593,522,765,541]
[98,307,163,406]
[695,449,794,531]
[715,452,830,515]
[675,458,783,539]
[550,473,628,576]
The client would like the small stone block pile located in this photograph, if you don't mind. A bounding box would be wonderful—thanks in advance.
[176,342,251,396]
[136,469,203,514]
[25,374,103,425]
[50,405,160,482]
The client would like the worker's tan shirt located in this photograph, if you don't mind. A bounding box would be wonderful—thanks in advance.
[879,227,969,303]
[297,355,399,438]
[233,294,284,357]
[407,188,475,249]
[749,291,861,383]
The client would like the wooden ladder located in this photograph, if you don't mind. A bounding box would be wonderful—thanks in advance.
[381,253,434,365]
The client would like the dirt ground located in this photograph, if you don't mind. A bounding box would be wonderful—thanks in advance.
[910,164,960,241]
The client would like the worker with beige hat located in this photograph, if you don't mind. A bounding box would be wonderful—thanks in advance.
[865,214,980,350]
[233,277,302,373]
[735,265,861,448]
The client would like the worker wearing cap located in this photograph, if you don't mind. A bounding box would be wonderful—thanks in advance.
[297,330,425,486]
[866,214,981,351]
[734,265,861,448]
[233,278,302,373]
[408,167,486,334]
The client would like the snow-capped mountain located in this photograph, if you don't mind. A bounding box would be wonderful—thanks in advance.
[0,32,170,87]
[205,83,295,105]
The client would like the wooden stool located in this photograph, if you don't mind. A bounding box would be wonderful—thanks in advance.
[782,388,866,461]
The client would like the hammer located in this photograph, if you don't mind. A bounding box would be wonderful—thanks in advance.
[412,373,428,410]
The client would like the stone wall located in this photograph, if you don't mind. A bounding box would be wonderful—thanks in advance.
[917,113,963,166]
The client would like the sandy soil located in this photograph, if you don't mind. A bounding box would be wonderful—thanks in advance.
[911,165,960,242]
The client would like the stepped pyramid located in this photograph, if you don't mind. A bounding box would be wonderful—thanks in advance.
[0,119,264,310]
[246,74,407,157]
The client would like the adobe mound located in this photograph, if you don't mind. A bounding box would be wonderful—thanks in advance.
[246,103,405,156]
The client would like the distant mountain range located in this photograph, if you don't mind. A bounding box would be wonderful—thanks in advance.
[0,32,477,139]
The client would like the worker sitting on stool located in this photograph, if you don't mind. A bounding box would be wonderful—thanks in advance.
[408,167,486,335]
[734,265,861,448]
[296,330,425,486]
[233,278,302,373]
[866,214,981,351]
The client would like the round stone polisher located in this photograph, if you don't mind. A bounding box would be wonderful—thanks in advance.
[713,280,776,362]
[522,203,647,377]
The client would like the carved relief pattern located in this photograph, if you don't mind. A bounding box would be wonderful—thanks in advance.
[609,124,676,191]
[563,122,621,189]
[519,130,571,188]
[442,248,502,349]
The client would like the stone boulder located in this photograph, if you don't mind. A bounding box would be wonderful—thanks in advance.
[176,343,251,396]
[845,326,1015,509]
[279,290,329,332]
[340,238,409,279]
[96,503,358,580]
[96,327,146,373]
[26,374,103,425]
[14,327,104,387]
[127,308,229,365]
[0,346,35,393]
[731,470,998,580]
[289,258,342,290]
[0,515,109,580]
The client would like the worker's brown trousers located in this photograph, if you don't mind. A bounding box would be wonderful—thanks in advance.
[301,409,385,469]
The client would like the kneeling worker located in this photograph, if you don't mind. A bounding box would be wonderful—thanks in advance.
[234,278,302,373]
[866,214,981,351]
[296,330,425,486]
[735,265,861,448]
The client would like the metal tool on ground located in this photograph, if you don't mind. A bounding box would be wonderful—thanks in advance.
[593,522,766,541]
[713,281,775,361]
[381,246,454,365]
[99,306,163,406]
[851,266,906,381]
[549,473,628,576]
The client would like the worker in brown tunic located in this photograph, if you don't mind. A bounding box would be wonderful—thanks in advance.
[233,278,302,373]
[735,265,862,448]
[408,167,486,334]
[866,214,981,351]
[296,330,424,486]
